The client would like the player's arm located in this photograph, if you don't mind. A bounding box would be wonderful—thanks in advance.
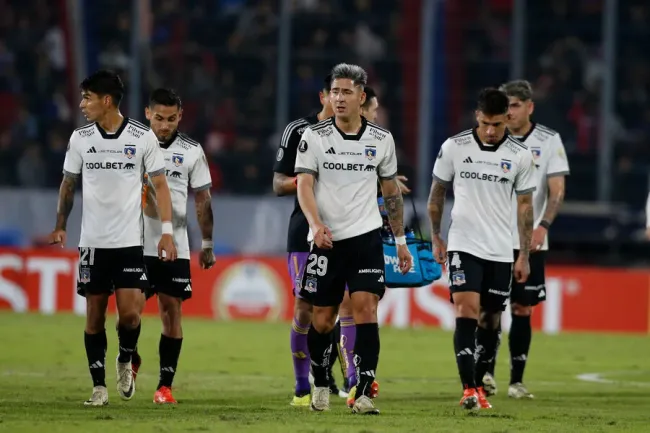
[272,122,303,196]
[515,151,537,253]
[296,172,321,228]
[189,147,216,268]
[377,134,405,238]
[49,135,82,245]
[143,131,177,260]
[541,135,570,228]
[379,178,405,237]
[55,173,77,232]
[428,141,454,250]
[149,173,173,224]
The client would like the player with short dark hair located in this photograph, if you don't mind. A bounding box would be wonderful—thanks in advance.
[135,88,214,404]
[481,80,570,399]
[428,88,536,411]
[295,63,411,414]
[48,70,177,406]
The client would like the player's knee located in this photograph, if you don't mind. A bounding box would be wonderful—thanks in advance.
[294,298,313,325]
[312,307,337,333]
[478,309,501,330]
[511,303,532,317]
[452,292,480,319]
[352,302,377,324]
[117,310,140,329]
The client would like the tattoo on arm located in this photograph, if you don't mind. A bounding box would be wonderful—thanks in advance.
[195,190,214,242]
[517,194,534,254]
[542,177,565,224]
[383,182,405,237]
[55,175,77,231]
[427,181,447,237]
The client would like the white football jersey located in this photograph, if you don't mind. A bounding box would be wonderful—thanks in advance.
[143,132,212,260]
[294,117,398,241]
[63,118,166,249]
[510,123,570,250]
[433,129,537,262]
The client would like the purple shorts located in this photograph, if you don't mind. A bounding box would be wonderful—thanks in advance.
[288,252,309,298]
[287,252,349,299]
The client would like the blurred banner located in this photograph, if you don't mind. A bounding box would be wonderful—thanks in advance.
[1,248,648,335]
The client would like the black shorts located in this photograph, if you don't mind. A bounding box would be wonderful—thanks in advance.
[447,251,513,312]
[143,257,192,301]
[76,246,149,297]
[510,249,546,306]
[299,229,385,307]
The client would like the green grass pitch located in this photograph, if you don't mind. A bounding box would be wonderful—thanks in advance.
[0,312,649,432]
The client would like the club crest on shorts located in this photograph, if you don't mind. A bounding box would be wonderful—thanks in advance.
[531,147,541,159]
[305,277,317,293]
[500,159,512,173]
[124,145,136,159]
[451,271,466,286]
[365,146,377,161]
[172,153,184,166]
[79,267,91,284]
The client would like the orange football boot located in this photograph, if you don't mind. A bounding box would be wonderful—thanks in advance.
[477,386,492,409]
[459,387,479,411]
[154,386,178,404]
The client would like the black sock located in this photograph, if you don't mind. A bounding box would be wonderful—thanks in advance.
[353,323,380,399]
[117,321,141,363]
[132,347,141,366]
[509,314,532,384]
[475,326,500,387]
[454,318,477,389]
[84,330,107,387]
[307,325,333,387]
[328,320,343,385]
[158,334,183,389]
[486,326,501,376]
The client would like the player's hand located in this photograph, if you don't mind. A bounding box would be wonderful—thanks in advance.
[47,229,67,248]
[432,235,447,264]
[529,226,546,252]
[312,224,333,249]
[199,247,216,269]
[396,175,411,195]
[396,244,412,274]
[514,254,530,283]
[158,233,177,262]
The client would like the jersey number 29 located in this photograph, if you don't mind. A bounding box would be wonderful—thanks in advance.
[306,254,328,276]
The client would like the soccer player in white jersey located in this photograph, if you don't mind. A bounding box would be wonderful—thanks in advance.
[273,75,348,406]
[295,63,412,414]
[137,88,214,404]
[428,88,536,411]
[481,80,570,399]
[47,70,177,406]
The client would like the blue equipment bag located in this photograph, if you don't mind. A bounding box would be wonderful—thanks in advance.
[379,196,442,288]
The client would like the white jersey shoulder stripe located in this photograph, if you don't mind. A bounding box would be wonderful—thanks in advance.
[178,133,199,147]
[128,118,150,131]
[310,117,333,131]
[506,136,528,150]
[367,121,389,134]
[535,123,558,136]
[451,129,472,139]
[74,123,94,132]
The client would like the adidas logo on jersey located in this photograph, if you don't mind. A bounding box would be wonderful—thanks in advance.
[87,147,97,154]
[184,284,192,292]
[463,157,473,163]
[140,274,147,281]
[326,147,336,155]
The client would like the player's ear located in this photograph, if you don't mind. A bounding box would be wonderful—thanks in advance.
[177,108,183,122]
[527,101,535,117]
[360,90,366,107]
[145,107,151,120]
